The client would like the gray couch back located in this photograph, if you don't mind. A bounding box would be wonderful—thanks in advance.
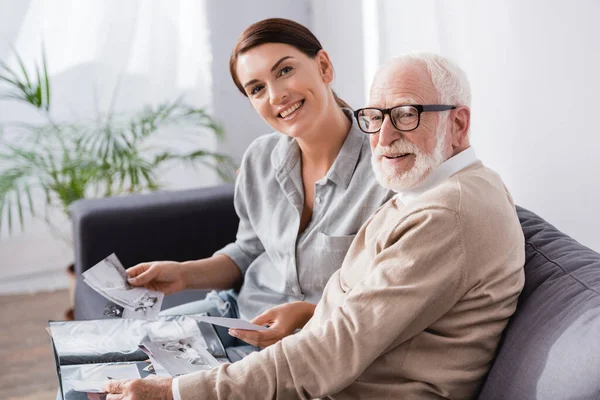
[478,206,600,399]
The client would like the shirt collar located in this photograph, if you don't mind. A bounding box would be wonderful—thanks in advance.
[395,147,478,205]
[271,108,366,189]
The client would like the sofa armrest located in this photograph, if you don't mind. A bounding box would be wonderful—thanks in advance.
[70,184,238,320]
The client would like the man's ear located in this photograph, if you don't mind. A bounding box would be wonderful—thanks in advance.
[315,49,334,84]
[451,106,471,148]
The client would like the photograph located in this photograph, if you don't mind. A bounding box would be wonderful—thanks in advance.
[121,291,164,320]
[82,254,164,315]
[141,335,221,377]
[103,301,124,318]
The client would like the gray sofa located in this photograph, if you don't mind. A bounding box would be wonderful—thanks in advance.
[70,184,600,399]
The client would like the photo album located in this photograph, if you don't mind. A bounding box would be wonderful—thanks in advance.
[48,253,262,400]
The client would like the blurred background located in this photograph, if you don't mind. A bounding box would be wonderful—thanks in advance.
[0,0,599,398]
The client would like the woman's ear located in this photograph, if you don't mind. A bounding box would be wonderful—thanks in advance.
[315,49,334,84]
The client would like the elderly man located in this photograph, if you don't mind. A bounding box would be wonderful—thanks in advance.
[105,52,524,399]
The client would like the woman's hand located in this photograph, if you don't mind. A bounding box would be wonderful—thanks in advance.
[229,301,316,348]
[126,261,187,295]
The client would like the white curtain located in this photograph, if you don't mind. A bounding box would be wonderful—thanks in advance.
[0,0,214,292]
[0,0,212,119]
[365,0,600,253]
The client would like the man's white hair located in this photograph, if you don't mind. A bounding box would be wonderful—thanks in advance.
[399,52,471,108]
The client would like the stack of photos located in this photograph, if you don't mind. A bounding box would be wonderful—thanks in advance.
[82,253,164,320]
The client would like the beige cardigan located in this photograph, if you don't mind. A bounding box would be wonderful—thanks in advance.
[178,161,525,399]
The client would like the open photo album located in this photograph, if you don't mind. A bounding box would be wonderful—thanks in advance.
[49,315,228,400]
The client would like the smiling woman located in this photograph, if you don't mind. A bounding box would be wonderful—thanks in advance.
[122,17,393,367]
[234,42,335,141]
[229,18,350,106]
[230,28,349,141]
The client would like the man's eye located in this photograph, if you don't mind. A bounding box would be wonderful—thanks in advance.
[278,66,293,77]
[370,115,382,121]
[250,84,264,95]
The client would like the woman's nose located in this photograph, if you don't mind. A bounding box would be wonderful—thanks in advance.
[269,84,288,105]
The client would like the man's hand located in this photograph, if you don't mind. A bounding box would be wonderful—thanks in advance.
[126,261,186,295]
[104,376,173,400]
[229,301,316,348]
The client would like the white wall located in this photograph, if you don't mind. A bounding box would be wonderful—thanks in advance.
[310,0,366,110]
[372,0,600,252]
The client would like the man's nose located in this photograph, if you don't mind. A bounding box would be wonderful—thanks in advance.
[377,115,401,147]
[269,83,288,106]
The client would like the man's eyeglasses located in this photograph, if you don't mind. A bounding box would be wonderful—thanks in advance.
[354,105,456,134]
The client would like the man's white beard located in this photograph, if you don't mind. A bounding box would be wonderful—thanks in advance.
[371,119,449,192]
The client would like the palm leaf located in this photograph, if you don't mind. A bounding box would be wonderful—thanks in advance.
[0,61,22,83]
[35,64,43,109]
[0,48,50,110]
[0,74,20,87]
[0,167,33,233]
[153,149,236,183]
[1,50,237,239]
[42,45,51,111]
[15,183,24,228]
[6,197,12,233]
[14,49,32,89]
[25,185,35,216]
[0,195,4,234]
[1,93,28,102]
[165,149,233,164]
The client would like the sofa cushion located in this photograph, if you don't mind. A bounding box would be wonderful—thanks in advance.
[478,206,600,399]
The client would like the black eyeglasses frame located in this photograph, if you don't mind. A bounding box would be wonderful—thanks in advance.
[354,104,457,134]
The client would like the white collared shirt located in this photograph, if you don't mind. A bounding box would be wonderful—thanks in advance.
[173,377,182,400]
[395,147,478,206]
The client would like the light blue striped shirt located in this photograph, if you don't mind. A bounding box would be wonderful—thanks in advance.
[215,110,393,320]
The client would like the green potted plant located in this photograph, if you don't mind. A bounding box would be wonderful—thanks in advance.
[0,49,236,239]
[0,50,236,317]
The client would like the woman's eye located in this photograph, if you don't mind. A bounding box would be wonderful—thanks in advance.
[250,84,264,96]
[278,66,293,77]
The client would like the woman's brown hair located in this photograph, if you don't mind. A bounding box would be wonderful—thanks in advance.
[229,18,351,109]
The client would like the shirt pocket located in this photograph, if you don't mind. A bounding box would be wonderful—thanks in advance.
[317,232,357,252]
[307,232,357,292]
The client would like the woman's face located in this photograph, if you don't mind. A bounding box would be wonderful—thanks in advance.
[236,43,333,139]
